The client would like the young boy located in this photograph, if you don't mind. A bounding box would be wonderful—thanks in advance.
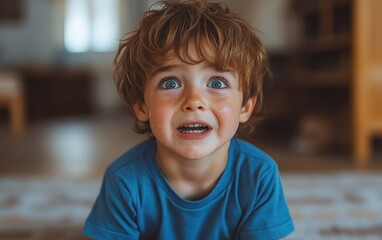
[83,0,294,239]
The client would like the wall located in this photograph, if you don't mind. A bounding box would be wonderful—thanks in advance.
[0,0,152,113]
[0,0,297,113]
[0,0,55,65]
[226,0,298,53]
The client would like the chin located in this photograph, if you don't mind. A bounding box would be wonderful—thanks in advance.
[177,148,212,160]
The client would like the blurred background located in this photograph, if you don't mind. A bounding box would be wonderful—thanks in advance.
[0,0,382,239]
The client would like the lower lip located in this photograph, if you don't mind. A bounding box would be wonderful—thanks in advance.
[176,129,212,140]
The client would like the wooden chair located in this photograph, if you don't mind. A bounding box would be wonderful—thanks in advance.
[353,0,382,165]
[0,71,25,138]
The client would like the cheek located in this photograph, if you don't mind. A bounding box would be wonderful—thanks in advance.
[218,105,234,115]
[147,101,174,132]
[213,91,243,118]
[149,109,165,132]
[216,105,241,124]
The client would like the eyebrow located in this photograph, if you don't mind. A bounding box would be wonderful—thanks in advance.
[151,63,236,79]
[151,64,181,77]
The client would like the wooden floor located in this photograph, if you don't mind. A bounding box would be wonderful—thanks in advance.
[1,111,382,240]
[1,111,382,180]
[0,112,147,179]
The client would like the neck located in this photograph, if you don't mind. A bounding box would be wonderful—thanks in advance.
[156,142,230,200]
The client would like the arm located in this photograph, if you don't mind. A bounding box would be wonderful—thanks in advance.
[239,164,294,239]
[83,169,140,240]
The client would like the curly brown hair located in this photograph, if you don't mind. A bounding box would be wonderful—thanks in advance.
[114,0,269,134]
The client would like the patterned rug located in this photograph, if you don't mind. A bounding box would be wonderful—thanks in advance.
[1,172,382,240]
[283,172,382,240]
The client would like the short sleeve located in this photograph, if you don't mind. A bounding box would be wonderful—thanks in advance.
[83,168,140,240]
[239,165,294,239]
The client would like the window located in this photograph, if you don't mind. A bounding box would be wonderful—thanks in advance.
[64,0,119,53]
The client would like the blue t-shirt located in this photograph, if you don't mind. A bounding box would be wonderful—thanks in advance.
[83,137,294,239]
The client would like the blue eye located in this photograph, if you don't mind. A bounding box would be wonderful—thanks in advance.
[207,78,228,89]
[160,79,180,89]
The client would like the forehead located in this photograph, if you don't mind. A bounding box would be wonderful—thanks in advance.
[149,43,235,74]
[169,41,216,64]
[149,55,238,80]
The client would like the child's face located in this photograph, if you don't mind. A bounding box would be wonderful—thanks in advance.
[133,53,256,161]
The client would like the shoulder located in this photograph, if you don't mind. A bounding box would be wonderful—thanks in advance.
[97,137,157,205]
[229,138,283,206]
[107,137,155,173]
[101,137,156,192]
[231,138,278,174]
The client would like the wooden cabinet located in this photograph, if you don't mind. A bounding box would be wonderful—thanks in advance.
[290,0,382,165]
[20,66,95,120]
[353,0,382,164]
[291,0,352,87]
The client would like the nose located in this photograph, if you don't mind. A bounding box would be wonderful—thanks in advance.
[181,88,206,112]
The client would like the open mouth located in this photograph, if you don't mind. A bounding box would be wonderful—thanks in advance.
[177,123,211,134]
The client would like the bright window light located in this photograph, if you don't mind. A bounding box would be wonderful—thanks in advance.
[64,0,119,53]
[92,0,119,51]
[65,0,90,53]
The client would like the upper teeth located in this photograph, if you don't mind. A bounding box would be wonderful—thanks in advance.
[182,124,207,128]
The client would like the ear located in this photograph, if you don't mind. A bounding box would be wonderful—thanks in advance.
[133,101,149,122]
[239,96,257,123]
